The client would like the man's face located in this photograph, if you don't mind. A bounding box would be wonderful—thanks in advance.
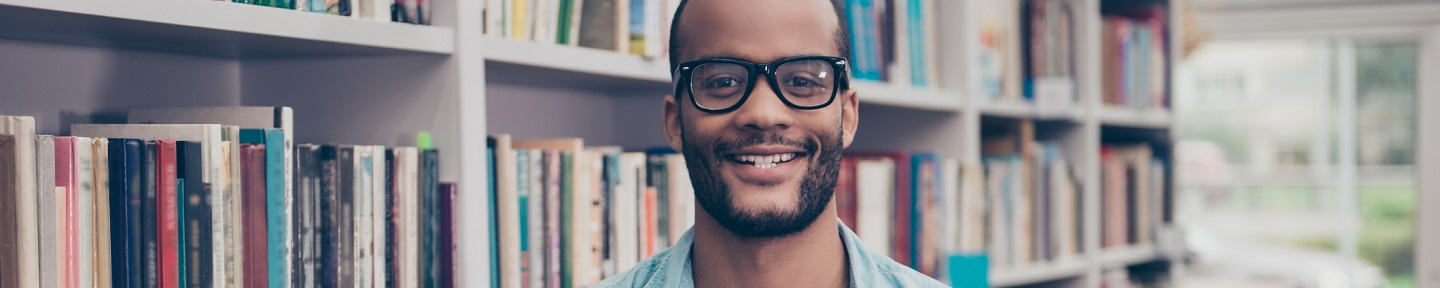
[663,0,860,238]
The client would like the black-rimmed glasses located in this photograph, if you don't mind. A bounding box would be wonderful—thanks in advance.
[673,56,849,113]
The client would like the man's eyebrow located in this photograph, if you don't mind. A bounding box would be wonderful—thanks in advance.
[688,53,751,62]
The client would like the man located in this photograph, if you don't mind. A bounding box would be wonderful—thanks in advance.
[593,0,948,287]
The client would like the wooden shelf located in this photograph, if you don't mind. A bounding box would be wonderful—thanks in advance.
[991,258,1090,287]
[851,81,964,112]
[0,0,455,58]
[1099,106,1172,128]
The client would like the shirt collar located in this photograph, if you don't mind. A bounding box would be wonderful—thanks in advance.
[647,220,872,288]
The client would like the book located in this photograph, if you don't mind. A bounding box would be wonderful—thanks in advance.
[56,137,78,288]
[293,145,319,287]
[318,146,340,286]
[369,146,388,288]
[128,106,295,287]
[240,144,269,288]
[0,116,39,288]
[854,157,894,258]
[155,140,179,288]
[491,135,522,288]
[336,146,355,287]
[437,182,457,288]
[911,153,941,276]
[178,141,208,288]
[92,138,114,288]
[141,141,158,288]
[36,135,59,288]
[74,136,95,288]
[106,139,138,288]
[577,0,621,51]
[611,152,646,275]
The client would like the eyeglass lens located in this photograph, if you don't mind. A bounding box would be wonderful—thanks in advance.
[688,59,837,110]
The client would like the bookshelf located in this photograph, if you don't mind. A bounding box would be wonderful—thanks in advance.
[0,0,1180,286]
[0,0,455,57]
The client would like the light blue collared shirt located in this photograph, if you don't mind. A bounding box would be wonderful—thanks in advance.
[590,221,950,288]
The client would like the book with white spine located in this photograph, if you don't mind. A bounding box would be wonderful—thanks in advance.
[0,116,40,288]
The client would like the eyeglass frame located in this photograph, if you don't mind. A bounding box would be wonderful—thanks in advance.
[672,55,850,114]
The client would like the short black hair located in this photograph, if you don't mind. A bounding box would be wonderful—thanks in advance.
[667,0,852,73]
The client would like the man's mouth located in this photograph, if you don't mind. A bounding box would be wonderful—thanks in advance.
[727,152,802,169]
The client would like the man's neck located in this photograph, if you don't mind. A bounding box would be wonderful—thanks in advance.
[691,203,850,288]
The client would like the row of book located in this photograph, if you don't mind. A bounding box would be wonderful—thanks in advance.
[481,0,676,58]
[226,0,434,25]
[1101,143,1168,249]
[843,0,940,88]
[1021,0,1079,108]
[485,135,695,288]
[837,151,967,278]
[972,120,1085,269]
[0,107,456,288]
[1101,6,1170,110]
[979,0,1082,105]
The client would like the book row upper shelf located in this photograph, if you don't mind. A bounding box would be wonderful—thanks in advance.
[0,0,453,58]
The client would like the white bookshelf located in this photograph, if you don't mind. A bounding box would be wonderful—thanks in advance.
[0,0,455,57]
[0,0,1179,286]
[1099,244,1160,268]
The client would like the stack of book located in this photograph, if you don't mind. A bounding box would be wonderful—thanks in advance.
[482,0,678,58]
[977,121,1083,270]
[228,0,435,25]
[1021,0,1078,108]
[0,108,455,288]
[842,0,939,88]
[1100,143,1168,249]
[1101,4,1169,110]
[486,135,695,288]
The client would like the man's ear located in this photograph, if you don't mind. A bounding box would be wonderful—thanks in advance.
[841,89,859,149]
[663,95,684,153]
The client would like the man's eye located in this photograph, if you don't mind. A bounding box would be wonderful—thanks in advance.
[786,77,817,87]
[706,77,742,88]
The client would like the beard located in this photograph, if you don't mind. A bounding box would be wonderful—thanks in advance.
[682,129,844,238]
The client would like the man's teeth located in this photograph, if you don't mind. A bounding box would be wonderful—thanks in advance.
[736,153,797,168]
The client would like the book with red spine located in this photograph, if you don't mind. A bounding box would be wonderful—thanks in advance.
[155,140,179,288]
[54,137,77,288]
[845,151,913,267]
[240,144,269,288]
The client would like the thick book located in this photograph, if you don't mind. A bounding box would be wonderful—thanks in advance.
[93,138,114,288]
[317,146,340,287]
[129,106,295,287]
[240,144,269,288]
[36,135,59,288]
[0,116,39,288]
[370,146,387,288]
[910,153,941,275]
[178,141,210,288]
[419,149,440,288]
[141,142,158,288]
[156,140,180,288]
[109,139,142,288]
[577,0,621,51]
[854,157,894,258]
[293,144,320,288]
[336,146,356,287]
[491,135,522,288]
[239,128,288,288]
[612,152,646,274]
[437,182,456,288]
[73,136,96,288]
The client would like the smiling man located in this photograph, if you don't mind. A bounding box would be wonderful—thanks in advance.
[592,0,947,287]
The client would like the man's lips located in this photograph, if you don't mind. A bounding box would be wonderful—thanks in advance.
[720,145,810,184]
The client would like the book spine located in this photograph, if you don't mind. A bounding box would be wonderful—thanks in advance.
[384,149,396,288]
[156,140,178,288]
[318,146,339,287]
[260,130,289,288]
[337,147,355,287]
[241,144,269,288]
[438,182,456,288]
[74,137,95,288]
[141,141,157,288]
[94,139,114,288]
[180,142,209,288]
[56,137,76,288]
[36,136,58,288]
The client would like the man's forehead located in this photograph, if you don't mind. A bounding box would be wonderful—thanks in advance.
[675,0,842,63]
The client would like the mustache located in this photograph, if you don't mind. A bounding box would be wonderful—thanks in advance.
[710,132,819,156]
